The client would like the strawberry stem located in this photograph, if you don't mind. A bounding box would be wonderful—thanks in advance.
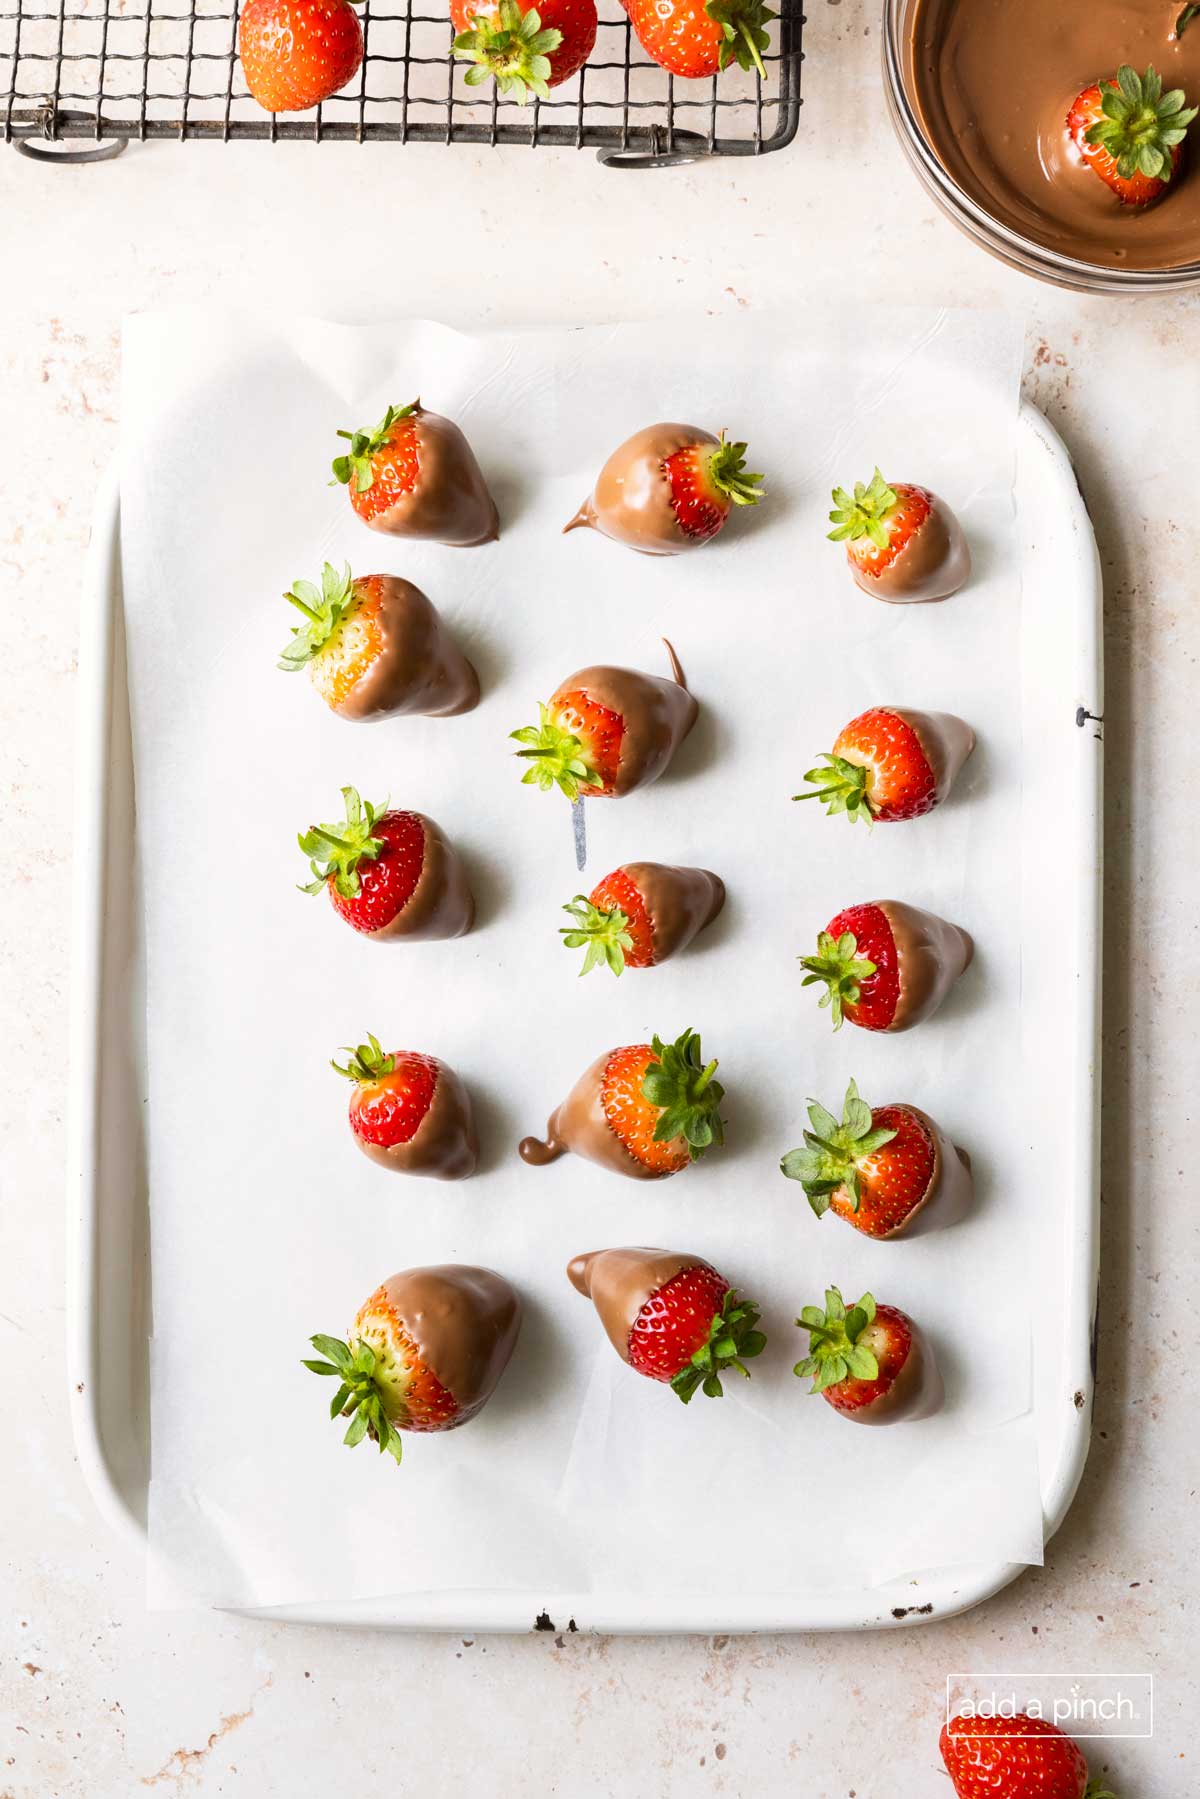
[511,705,598,802]
[302,1333,404,1464]
[297,787,387,900]
[828,470,898,549]
[795,753,874,826]
[641,1028,726,1162]
[670,1288,767,1404]
[780,1078,897,1218]
[799,931,878,1032]
[330,402,418,493]
[278,562,358,672]
[1083,64,1198,185]
[559,895,634,976]
[453,0,564,105]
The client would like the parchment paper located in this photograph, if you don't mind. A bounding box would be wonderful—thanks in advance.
[119,307,1041,1610]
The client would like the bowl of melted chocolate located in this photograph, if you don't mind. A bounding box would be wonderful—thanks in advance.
[885,0,1200,290]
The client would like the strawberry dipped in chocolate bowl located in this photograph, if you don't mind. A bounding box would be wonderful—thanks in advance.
[891,0,1200,286]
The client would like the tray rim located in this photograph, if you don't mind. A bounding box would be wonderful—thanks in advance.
[66,397,1103,1633]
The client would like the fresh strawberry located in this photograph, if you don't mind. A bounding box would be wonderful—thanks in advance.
[332,1035,478,1179]
[1068,64,1197,207]
[278,564,479,722]
[625,0,774,80]
[793,1287,942,1425]
[452,0,596,101]
[511,645,697,801]
[297,787,474,940]
[304,1265,522,1460]
[828,470,969,603]
[331,400,498,547]
[238,0,363,112]
[519,1028,725,1179]
[796,706,974,825]
[559,862,724,976]
[800,900,972,1033]
[940,1712,1118,1799]
[567,1247,765,1402]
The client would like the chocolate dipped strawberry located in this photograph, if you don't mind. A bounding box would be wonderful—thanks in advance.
[333,1035,477,1180]
[332,400,499,547]
[828,469,970,603]
[781,1079,972,1239]
[519,1027,724,1179]
[511,641,697,801]
[793,1287,942,1426]
[1067,64,1196,210]
[565,425,763,556]
[800,900,972,1033]
[941,1712,1119,1799]
[560,861,724,976]
[298,787,474,940]
[568,1247,765,1403]
[279,563,479,722]
[796,707,974,825]
[305,1264,521,1462]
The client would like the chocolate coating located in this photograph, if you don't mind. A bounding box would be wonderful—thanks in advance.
[333,578,479,722]
[905,0,1200,273]
[564,423,719,556]
[838,1313,943,1427]
[363,405,499,548]
[622,861,725,963]
[850,492,970,603]
[367,812,475,941]
[353,1058,478,1181]
[877,899,973,1031]
[567,1247,710,1362]
[362,1265,520,1423]
[866,1106,973,1239]
[519,1048,657,1179]
[555,642,698,797]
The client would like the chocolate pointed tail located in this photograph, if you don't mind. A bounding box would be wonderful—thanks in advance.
[566,1252,596,1295]
[662,637,687,688]
[519,1131,567,1167]
[563,502,595,536]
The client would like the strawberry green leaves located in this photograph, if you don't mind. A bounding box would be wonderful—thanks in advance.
[795,751,873,825]
[670,1288,767,1404]
[706,432,765,506]
[331,401,418,494]
[331,1033,396,1084]
[642,1027,725,1161]
[1178,4,1200,38]
[1085,64,1197,184]
[511,704,598,801]
[828,469,899,550]
[793,1287,879,1392]
[560,895,634,976]
[297,786,386,899]
[704,0,775,78]
[303,1333,404,1463]
[799,929,877,1031]
[453,0,564,103]
[780,1079,897,1217]
[278,561,357,671]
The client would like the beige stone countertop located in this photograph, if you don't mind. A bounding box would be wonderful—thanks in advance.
[1,0,1196,1791]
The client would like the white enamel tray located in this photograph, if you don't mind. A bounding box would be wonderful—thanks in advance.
[67,401,1102,1633]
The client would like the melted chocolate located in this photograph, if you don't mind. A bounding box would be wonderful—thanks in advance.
[353,1057,478,1181]
[567,1247,710,1361]
[360,1265,521,1423]
[334,577,479,722]
[620,861,725,962]
[905,0,1200,273]
[838,1311,943,1426]
[365,812,475,941]
[850,492,970,603]
[564,423,720,556]
[364,405,499,547]
[519,1049,660,1180]
[877,899,973,1031]
[553,641,698,797]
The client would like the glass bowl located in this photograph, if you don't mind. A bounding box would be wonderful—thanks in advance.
[882,0,1200,294]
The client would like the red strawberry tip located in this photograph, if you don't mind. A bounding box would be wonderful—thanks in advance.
[559,894,634,976]
[793,1287,879,1392]
[1083,64,1197,186]
[330,1032,396,1084]
[511,703,597,801]
[453,0,564,103]
[331,400,419,494]
[780,1078,898,1217]
[705,0,775,78]
[799,929,878,1031]
[827,469,899,550]
[302,1332,404,1463]
[670,1287,767,1404]
[642,1027,726,1161]
[794,752,874,825]
[279,560,356,672]
[297,786,386,899]
[705,431,765,506]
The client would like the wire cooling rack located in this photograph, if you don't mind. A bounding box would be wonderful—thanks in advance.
[2,0,803,163]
